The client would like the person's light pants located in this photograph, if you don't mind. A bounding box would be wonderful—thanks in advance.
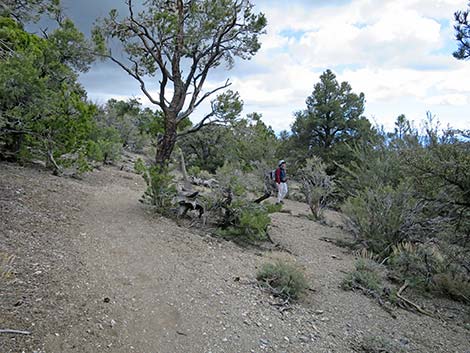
[277,182,288,203]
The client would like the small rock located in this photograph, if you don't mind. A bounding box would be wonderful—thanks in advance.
[299,335,309,343]
[314,310,324,315]
[283,336,290,343]
[110,319,116,328]
[399,338,409,346]
[259,338,269,346]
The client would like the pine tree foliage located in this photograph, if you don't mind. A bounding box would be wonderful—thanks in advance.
[454,1,470,60]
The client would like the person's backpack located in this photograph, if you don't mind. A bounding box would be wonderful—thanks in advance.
[264,168,278,193]
[269,168,278,182]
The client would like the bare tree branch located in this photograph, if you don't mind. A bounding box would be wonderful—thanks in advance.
[103,54,162,107]
[178,79,231,122]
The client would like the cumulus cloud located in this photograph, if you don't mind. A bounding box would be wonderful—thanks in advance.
[232,0,470,130]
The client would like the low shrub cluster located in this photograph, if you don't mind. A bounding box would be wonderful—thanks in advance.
[342,259,385,293]
[297,156,334,220]
[256,260,308,301]
[216,199,273,243]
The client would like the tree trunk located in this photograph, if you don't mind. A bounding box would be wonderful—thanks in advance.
[156,113,178,167]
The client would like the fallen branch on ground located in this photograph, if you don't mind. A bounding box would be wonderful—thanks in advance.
[396,281,435,318]
[0,329,31,335]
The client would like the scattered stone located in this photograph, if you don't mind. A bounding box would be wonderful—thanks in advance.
[399,338,410,346]
[314,310,324,315]
[259,338,269,346]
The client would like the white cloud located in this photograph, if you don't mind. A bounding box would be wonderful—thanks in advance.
[238,0,470,131]
[424,94,469,106]
[263,0,445,68]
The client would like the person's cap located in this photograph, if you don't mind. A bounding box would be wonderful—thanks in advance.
[279,160,286,166]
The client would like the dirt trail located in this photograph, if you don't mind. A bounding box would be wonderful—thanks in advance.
[2,164,469,353]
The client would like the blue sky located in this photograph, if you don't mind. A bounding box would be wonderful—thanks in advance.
[73,0,470,132]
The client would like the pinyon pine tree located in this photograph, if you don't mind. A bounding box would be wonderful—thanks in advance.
[93,0,267,166]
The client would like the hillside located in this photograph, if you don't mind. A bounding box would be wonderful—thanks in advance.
[1,162,469,353]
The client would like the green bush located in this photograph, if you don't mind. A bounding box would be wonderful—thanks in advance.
[135,159,176,214]
[342,259,384,293]
[217,200,271,242]
[265,202,282,214]
[87,127,122,163]
[388,242,444,290]
[297,156,334,220]
[257,260,308,301]
[432,273,470,303]
[341,184,421,256]
[187,165,201,176]
[215,161,264,195]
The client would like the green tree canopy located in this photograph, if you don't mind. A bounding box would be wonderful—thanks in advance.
[291,69,373,170]
[0,0,61,24]
[179,112,278,173]
[0,16,96,172]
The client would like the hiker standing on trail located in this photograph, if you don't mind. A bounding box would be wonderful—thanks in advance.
[275,160,288,204]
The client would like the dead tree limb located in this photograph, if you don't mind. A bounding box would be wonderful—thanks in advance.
[254,192,271,204]
[396,281,435,318]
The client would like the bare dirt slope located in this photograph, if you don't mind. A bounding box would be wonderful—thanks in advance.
[1,162,469,353]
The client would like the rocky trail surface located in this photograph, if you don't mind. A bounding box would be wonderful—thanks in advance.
[1,162,469,352]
